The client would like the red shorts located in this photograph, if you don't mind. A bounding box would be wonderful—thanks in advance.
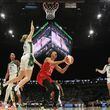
[37,72,53,86]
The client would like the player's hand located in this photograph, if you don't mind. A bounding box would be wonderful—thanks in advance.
[63,56,67,62]
[96,68,98,72]
[31,20,34,30]
[3,79,6,83]
[31,20,33,25]
[64,56,71,65]
[3,82,8,87]
[40,64,42,68]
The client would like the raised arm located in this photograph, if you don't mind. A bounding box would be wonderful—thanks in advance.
[46,58,65,66]
[33,56,42,68]
[27,20,35,41]
[55,65,69,74]
[96,65,107,74]
[34,60,42,68]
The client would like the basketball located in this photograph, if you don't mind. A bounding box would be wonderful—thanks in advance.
[65,55,74,65]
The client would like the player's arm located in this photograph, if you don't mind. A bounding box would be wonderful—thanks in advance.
[34,60,42,68]
[96,65,107,74]
[34,56,42,68]
[46,57,65,66]
[27,20,35,41]
[5,66,9,81]
[55,65,69,74]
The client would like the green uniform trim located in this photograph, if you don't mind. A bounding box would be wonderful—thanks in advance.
[28,54,34,67]
[28,42,33,53]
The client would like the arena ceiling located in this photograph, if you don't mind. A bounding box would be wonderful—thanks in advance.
[0,0,110,79]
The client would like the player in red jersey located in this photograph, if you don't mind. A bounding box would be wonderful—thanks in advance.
[37,51,72,110]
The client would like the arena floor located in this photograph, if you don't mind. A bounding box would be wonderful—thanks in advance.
[0,106,109,110]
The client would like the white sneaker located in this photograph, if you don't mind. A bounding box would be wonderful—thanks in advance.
[5,105,8,109]
[13,102,16,107]
[40,106,46,110]
[14,85,19,92]
[4,102,8,109]
[3,83,8,87]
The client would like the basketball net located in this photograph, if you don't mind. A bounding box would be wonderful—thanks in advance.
[43,2,59,20]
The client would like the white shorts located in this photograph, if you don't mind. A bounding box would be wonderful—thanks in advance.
[20,53,35,70]
[9,74,17,80]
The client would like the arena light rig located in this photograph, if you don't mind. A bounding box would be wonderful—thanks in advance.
[0,13,5,19]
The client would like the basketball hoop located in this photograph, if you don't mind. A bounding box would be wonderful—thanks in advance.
[43,2,59,20]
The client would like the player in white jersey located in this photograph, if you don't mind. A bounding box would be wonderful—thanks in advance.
[4,53,22,108]
[96,57,110,95]
[4,21,42,92]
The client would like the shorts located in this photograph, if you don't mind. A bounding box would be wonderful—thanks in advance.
[9,74,17,80]
[20,53,35,70]
[37,73,53,86]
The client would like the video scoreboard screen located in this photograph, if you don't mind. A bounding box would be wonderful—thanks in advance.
[33,22,72,57]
